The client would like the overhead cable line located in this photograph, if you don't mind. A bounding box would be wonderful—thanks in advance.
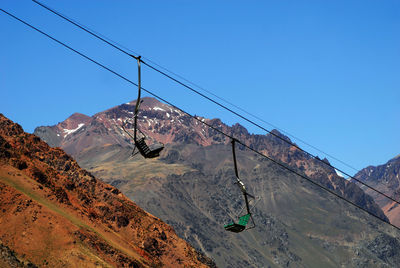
[2,8,399,232]
[31,0,359,174]
[0,9,134,87]
[31,0,400,206]
[31,0,139,61]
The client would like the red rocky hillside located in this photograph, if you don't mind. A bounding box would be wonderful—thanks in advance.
[0,113,215,267]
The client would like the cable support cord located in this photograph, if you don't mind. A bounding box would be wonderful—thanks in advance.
[2,8,399,232]
[31,0,394,203]
[31,0,139,60]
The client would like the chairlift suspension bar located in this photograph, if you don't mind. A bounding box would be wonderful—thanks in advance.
[231,139,239,179]
[134,56,142,142]
[244,192,251,215]
[231,139,244,189]
[135,56,142,115]
[231,139,253,214]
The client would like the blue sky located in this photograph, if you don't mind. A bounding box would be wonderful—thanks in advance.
[1,0,399,176]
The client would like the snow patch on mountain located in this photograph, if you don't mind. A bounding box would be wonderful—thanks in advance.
[153,107,165,111]
[335,169,347,179]
[63,123,85,137]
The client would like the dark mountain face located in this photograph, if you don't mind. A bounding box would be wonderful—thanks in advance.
[355,155,400,225]
[0,114,214,268]
[75,142,400,267]
[34,97,400,267]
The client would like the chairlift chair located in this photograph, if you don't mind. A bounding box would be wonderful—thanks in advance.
[224,139,257,233]
[122,56,164,159]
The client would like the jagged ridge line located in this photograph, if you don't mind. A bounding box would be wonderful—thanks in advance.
[1,8,399,232]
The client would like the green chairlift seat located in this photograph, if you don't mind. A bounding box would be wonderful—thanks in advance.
[224,214,251,233]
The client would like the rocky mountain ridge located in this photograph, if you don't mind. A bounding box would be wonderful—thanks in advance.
[35,97,387,222]
[355,155,400,225]
[0,113,214,267]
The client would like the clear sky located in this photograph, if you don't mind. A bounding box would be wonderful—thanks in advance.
[1,0,399,176]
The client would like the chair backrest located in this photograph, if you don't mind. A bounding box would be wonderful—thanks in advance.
[136,138,151,155]
[238,214,250,226]
[135,138,164,158]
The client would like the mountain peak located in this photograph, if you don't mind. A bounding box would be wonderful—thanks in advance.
[0,113,24,136]
[231,123,249,136]
[67,112,91,121]
[268,129,292,143]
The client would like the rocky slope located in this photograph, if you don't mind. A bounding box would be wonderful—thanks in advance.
[355,155,400,225]
[0,114,214,267]
[34,98,400,267]
[0,240,37,268]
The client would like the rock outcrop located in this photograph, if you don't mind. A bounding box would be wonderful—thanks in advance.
[355,155,400,225]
